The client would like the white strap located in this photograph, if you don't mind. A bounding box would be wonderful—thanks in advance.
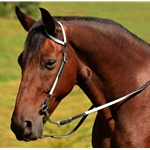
[45,21,66,46]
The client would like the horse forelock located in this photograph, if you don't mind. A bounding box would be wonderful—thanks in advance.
[23,19,46,64]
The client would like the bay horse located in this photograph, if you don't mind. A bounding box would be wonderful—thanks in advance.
[11,6,150,147]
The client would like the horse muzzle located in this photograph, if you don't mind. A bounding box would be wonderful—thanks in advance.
[11,115,44,141]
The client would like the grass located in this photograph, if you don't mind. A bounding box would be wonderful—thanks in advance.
[0,18,25,82]
[1,2,150,148]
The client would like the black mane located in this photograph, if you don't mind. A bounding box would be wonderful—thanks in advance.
[55,16,121,26]
[24,20,46,63]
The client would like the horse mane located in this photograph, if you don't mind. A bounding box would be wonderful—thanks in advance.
[54,16,149,47]
[24,16,149,63]
[24,20,46,63]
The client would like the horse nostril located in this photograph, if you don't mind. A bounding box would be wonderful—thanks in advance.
[23,120,32,137]
[25,120,32,128]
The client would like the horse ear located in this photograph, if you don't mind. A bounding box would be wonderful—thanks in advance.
[39,7,58,36]
[15,6,36,32]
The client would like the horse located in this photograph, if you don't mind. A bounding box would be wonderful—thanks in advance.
[11,6,150,147]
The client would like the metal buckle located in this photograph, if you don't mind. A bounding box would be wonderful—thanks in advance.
[40,104,48,115]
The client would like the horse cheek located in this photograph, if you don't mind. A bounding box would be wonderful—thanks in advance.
[58,59,77,99]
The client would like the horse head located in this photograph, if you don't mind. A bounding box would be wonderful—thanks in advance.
[11,6,77,141]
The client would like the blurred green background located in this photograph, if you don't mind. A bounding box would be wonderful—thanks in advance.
[0,2,150,148]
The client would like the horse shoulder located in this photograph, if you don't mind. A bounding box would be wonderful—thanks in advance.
[76,59,115,147]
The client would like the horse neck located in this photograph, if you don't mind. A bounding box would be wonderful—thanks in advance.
[68,21,150,104]
[66,21,150,140]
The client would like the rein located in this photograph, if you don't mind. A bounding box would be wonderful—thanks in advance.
[40,21,150,139]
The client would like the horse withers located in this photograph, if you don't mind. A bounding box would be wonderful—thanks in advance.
[11,6,150,147]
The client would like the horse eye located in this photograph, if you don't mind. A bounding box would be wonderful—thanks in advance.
[45,59,56,70]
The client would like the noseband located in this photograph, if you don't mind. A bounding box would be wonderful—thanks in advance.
[39,21,150,139]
